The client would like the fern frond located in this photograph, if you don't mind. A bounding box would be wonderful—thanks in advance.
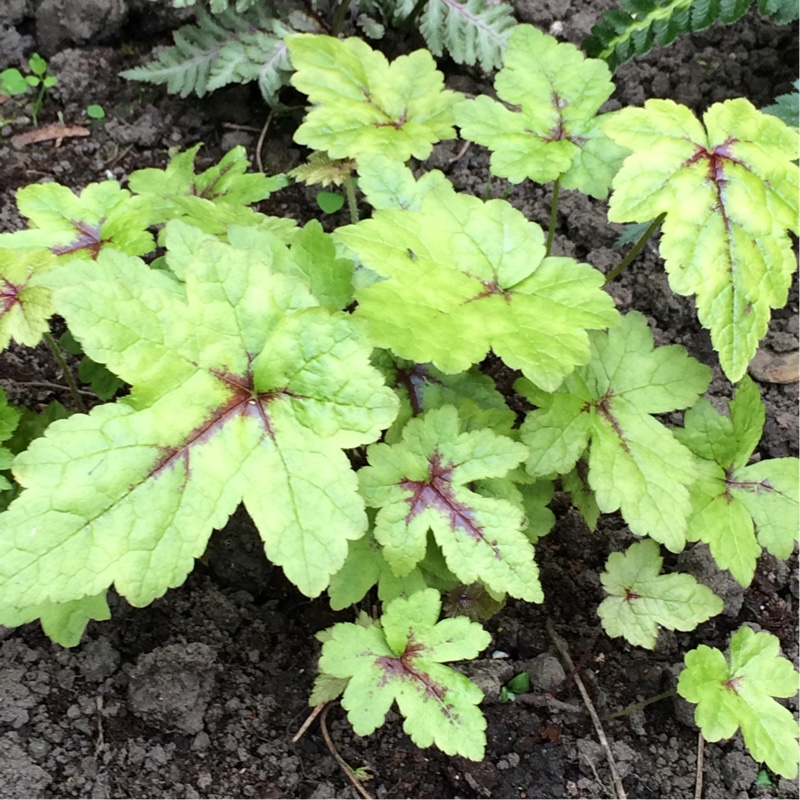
[122,5,321,103]
[420,0,518,72]
[584,0,756,72]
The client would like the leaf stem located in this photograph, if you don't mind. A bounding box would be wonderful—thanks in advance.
[599,689,676,721]
[344,174,359,224]
[402,0,430,29]
[545,178,560,256]
[43,332,88,413]
[331,0,352,37]
[604,213,665,284]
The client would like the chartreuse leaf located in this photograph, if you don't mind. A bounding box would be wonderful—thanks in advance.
[674,377,799,586]
[603,99,799,381]
[337,190,618,392]
[598,539,722,649]
[374,352,514,444]
[0,248,55,350]
[356,155,451,212]
[678,626,800,779]
[0,591,110,647]
[519,312,712,550]
[0,231,398,619]
[328,523,431,611]
[0,388,21,492]
[317,588,491,759]
[286,34,462,162]
[455,25,629,199]
[128,144,286,222]
[359,406,542,603]
[0,181,155,257]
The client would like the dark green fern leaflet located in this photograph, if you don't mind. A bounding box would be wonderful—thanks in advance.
[583,0,794,72]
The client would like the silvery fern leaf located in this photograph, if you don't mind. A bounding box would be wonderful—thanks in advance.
[123,4,322,103]
[420,0,517,71]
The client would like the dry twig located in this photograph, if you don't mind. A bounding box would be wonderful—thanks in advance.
[695,731,704,799]
[547,620,627,800]
[319,703,373,800]
[255,110,275,175]
[12,123,89,148]
[291,701,326,743]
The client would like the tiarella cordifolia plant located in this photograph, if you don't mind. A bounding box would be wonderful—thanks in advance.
[0,24,798,776]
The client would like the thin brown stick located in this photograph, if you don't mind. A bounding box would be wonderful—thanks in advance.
[1,380,97,398]
[695,732,704,799]
[291,701,326,743]
[448,139,471,163]
[547,620,627,800]
[319,704,373,800]
[255,110,275,175]
[221,122,263,133]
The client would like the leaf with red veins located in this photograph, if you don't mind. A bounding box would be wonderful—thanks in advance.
[604,97,799,381]
[359,406,542,602]
[0,180,155,258]
[0,247,55,350]
[317,589,491,760]
[0,233,398,613]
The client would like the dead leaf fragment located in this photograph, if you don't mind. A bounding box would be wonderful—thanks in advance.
[748,347,799,384]
[12,123,90,149]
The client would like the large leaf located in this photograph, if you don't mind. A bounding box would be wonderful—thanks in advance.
[0,230,398,616]
[287,34,462,161]
[455,25,628,199]
[678,626,800,779]
[337,189,618,392]
[519,312,711,550]
[317,589,491,760]
[359,406,541,602]
[603,99,799,380]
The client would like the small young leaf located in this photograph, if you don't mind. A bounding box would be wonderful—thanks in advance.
[128,144,286,223]
[287,34,463,162]
[28,53,48,77]
[338,190,618,392]
[520,312,712,550]
[356,155,450,212]
[598,539,723,648]
[675,377,799,585]
[318,588,491,759]
[0,592,110,648]
[359,406,542,602]
[0,68,28,95]
[455,25,629,199]
[86,104,105,120]
[0,248,56,351]
[678,626,800,779]
[603,98,799,381]
[316,191,345,214]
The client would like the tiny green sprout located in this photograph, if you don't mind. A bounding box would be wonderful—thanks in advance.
[316,190,345,214]
[86,104,106,120]
[19,53,58,126]
[500,672,531,703]
[754,769,773,787]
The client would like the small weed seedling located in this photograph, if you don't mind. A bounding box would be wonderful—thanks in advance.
[0,53,58,125]
[0,22,797,782]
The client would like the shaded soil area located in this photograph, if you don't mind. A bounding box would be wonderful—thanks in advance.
[0,1,798,798]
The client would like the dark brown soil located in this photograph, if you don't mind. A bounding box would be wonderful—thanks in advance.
[0,1,797,798]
